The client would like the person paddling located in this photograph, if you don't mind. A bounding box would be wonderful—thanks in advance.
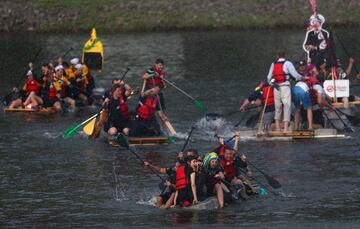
[266,51,303,132]
[104,84,132,136]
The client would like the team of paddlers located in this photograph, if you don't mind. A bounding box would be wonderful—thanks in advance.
[4,12,360,210]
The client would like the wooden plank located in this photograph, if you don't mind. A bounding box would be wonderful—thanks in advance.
[4,107,55,113]
[257,131,314,138]
[332,101,360,107]
[109,136,169,147]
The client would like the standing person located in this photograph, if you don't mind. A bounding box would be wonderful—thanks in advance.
[142,58,166,109]
[266,51,303,132]
[303,14,329,66]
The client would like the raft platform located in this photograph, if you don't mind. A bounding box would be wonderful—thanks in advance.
[109,136,169,146]
[4,107,55,113]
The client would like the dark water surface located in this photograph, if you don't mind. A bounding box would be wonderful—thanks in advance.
[1,30,360,228]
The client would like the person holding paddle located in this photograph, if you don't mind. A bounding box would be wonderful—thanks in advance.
[239,81,275,131]
[104,84,132,136]
[142,58,166,109]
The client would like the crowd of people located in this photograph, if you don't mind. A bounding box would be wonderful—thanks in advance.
[8,57,95,112]
[239,14,360,132]
[143,134,260,209]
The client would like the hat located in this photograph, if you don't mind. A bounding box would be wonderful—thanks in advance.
[224,140,235,150]
[185,155,198,163]
[55,65,64,71]
[208,152,218,161]
[42,63,49,67]
[75,64,83,70]
[305,64,316,76]
[299,60,307,66]
[27,70,33,76]
[70,58,79,65]
[309,14,325,25]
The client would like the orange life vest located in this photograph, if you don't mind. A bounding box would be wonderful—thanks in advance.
[272,61,289,83]
[25,79,39,95]
[119,95,130,120]
[137,96,157,120]
[175,165,190,190]
[261,85,274,107]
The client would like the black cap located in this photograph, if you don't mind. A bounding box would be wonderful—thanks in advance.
[299,60,306,66]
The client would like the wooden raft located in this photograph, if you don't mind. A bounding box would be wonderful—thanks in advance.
[109,136,169,146]
[257,130,315,139]
[4,107,55,113]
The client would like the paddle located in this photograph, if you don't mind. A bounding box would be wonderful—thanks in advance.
[150,77,175,143]
[334,108,360,126]
[162,78,207,113]
[245,112,261,128]
[63,113,98,138]
[325,98,354,133]
[2,48,43,106]
[237,167,279,196]
[181,126,196,153]
[116,133,166,182]
[246,160,282,189]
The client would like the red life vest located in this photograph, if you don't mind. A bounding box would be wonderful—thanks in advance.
[175,165,190,190]
[220,158,236,182]
[272,61,288,83]
[261,85,274,107]
[145,66,165,88]
[119,95,130,120]
[25,79,39,95]
[49,84,57,98]
[137,96,157,120]
[304,76,319,88]
[218,145,226,157]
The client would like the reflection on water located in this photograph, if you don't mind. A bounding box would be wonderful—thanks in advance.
[0,29,360,227]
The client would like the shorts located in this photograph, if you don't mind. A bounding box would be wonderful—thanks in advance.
[264,111,275,127]
[104,119,131,132]
[292,86,311,109]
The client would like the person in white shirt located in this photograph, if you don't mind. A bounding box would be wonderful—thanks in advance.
[266,51,303,132]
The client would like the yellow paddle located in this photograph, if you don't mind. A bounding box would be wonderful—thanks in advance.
[83,116,97,136]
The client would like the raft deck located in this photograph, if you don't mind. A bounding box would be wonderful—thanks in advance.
[239,129,345,140]
[109,136,169,146]
[4,107,55,113]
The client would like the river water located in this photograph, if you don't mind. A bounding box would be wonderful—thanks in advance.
[1,29,360,228]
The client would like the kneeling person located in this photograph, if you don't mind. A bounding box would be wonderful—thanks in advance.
[104,84,131,136]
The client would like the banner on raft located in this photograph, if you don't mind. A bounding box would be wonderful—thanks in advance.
[323,80,349,98]
[82,27,104,70]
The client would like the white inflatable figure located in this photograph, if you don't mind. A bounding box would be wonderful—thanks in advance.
[303,14,329,65]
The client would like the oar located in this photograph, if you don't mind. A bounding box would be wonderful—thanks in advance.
[237,167,279,196]
[181,126,196,153]
[63,113,98,138]
[151,77,175,143]
[116,133,166,182]
[246,160,282,189]
[206,105,262,122]
[325,98,354,132]
[2,48,42,106]
[120,67,131,81]
[162,78,207,113]
[334,108,360,126]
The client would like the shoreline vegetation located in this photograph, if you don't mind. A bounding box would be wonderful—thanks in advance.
[0,0,359,33]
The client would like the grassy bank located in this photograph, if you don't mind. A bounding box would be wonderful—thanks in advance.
[0,0,359,33]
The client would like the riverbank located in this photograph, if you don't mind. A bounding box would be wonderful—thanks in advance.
[0,0,359,33]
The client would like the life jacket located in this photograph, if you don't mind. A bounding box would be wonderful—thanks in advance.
[175,165,190,190]
[220,158,236,182]
[119,95,130,120]
[145,66,165,88]
[25,79,39,95]
[137,96,157,120]
[272,61,289,84]
[48,84,57,99]
[261,85,274,107]
[218,145,226,157]
[303,76,319,88]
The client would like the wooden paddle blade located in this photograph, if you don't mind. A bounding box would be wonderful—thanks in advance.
[116,133,130,149]
[63,124,82,138]
[83,117,97,136]
[194,100,207,113]
[264,174,282,189]
[167,135,175,144]
[163,120,176,135]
